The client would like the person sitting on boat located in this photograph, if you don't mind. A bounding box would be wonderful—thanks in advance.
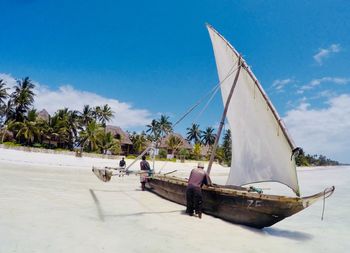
[119,157,126,169]
[140,155,151,191]
[186,162,211,218]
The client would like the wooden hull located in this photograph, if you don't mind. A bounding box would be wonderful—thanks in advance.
[146,174,334,229]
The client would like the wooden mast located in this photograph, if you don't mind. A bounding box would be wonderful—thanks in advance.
[207,59,241,176]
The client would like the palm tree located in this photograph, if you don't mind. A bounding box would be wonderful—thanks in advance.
[67,110,80,149]
[186,123,201,144]
[166,135,182,155]
[27,109,37,122]
[51,108,80,149]
[158,114,173,137]
[14,112,39,146]
[50,109,68,148]
[0,119,15,143]
[200,126,216,146]
[146,119,160,142]
[10,77,35,122]
[40,115,61,148]
[92,106,101,122]
[36,117,51,145]
[80,120,103,152]
[80,105,93,128]
[99,104,114,127]
[0,79,8,106]
[97,131,120,154]
[3,100,15,124]
[0,80,9,125]
[131,133,147,154]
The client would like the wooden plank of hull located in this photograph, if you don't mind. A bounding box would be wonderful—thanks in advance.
[146,175,306,228]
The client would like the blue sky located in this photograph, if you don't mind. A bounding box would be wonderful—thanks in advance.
[1,0,350,162]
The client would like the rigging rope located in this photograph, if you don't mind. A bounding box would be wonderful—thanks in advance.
[172,60,241,128]
[193,82,221,123]
[321,186,335,221]
[321,189,326,221]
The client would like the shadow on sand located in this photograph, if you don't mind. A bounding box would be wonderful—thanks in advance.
[89,188,312,241]
[238,224,313,242]
[89,189,105,221]
[89,188,183,221]
[262,227,313,241]
[104,210,182,218]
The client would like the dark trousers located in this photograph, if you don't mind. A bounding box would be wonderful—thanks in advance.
[186,185,203,215]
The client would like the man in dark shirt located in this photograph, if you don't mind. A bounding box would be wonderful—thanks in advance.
[186,162,211,218]
[119,157,126,168]
[140,155,151,191]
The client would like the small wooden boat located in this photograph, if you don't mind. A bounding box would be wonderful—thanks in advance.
[145,24,335,228]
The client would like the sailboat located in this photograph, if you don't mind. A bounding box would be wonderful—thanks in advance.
[93,24,335,228]
[144,24,335,228]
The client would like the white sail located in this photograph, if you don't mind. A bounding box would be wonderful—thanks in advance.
[207,25,300,196]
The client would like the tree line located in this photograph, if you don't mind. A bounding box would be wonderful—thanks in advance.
[2,76,338,167]
[295,149,340,166]
[129,116,232,165]
[0,77,118,153]
[0,77,232,164]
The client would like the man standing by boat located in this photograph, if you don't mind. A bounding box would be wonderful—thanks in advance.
[140,155,151,191]
[119,157,126,169]
[186,162,211,218]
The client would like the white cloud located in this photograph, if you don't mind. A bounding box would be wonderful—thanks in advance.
[0,73,17,88]
[272,78,293,91]
[284,94,350,163]
[0,73,153,129]
[313,44,341,65]
[297,77,350,94]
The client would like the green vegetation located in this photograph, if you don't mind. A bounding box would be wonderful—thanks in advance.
[0,77,120,154]
[0,77,233,164]
[295,149,340,166]
[158,149,167,159]
[2,141,21,147]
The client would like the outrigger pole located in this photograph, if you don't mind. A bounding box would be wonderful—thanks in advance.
[92,143,156,182]
[124,142,156,172]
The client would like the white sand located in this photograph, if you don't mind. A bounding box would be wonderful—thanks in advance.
[0,148,349,253]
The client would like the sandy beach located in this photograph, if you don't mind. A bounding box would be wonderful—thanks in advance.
[0,148,349,253]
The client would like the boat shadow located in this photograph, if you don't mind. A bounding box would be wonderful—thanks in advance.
[89,188,183,220]
[244,225,313,241]
[104,210,183,218]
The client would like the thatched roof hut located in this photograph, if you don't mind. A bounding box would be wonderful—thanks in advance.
[105,125,132,145]
[105,125,133,155]
[37,109,50,122]
[159,133,192,150]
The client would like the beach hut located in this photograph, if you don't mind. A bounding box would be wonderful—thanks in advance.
[158,133,192,158]
[105,125,133,155]
[37,109,50,122]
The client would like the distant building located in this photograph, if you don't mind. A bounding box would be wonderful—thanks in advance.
[37,109,50,122]
[105,125,133,155]
[158,133,192,156]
